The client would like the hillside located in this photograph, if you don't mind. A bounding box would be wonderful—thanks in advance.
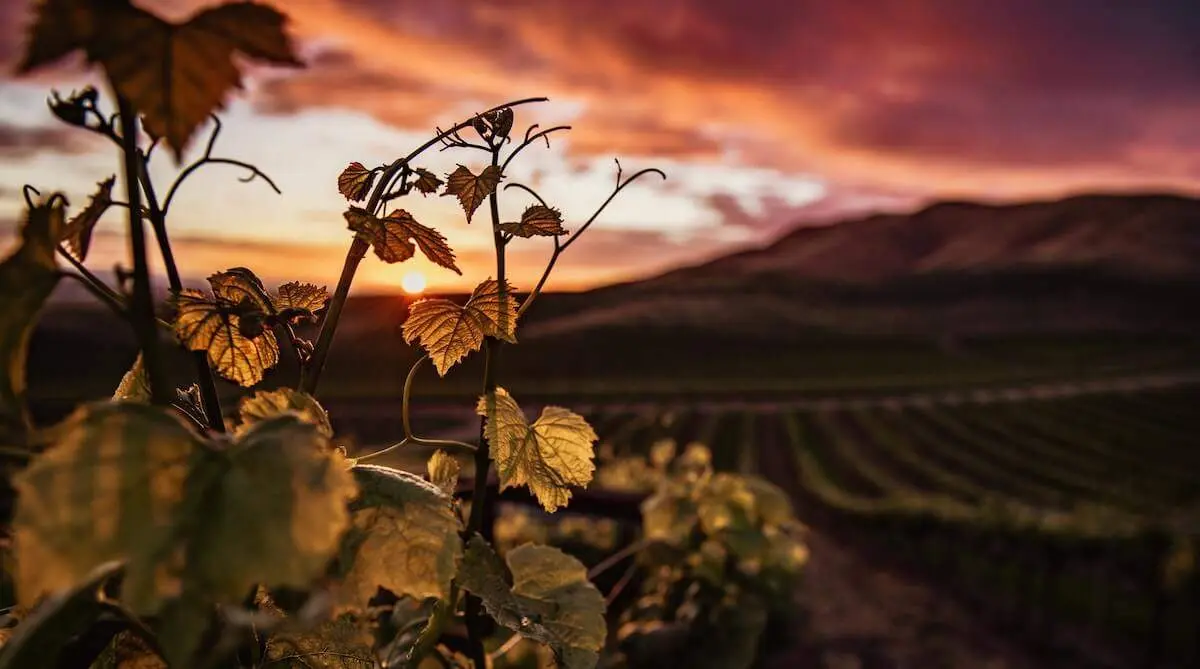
[520,193,1200,339]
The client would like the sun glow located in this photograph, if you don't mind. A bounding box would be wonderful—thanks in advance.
[401,270,427,295]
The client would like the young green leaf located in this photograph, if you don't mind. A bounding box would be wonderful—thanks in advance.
[271,281,330,317]
[112,353,151,403]
[60,175,115,261]
[402,279,520,376]
[458,536,606,669]
[476,388,597,513]
[337,162,376,202]
[500,205,567,238]
[427,449,460,496]
[237,388,332,437]
[442,164,502,223]
[0,196,64,441]
[344,206,460,274]
[13,404,358,615]
[19,0,304,161]
[412,167,443,195]
[332,465,462,608]
[0,561,123,669]
[173,288,280,386]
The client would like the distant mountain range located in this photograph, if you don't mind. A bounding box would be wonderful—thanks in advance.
[519,193,1200,338]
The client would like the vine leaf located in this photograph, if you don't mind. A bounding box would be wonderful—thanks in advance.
[112,354,151,403]
[458,536,606,669]
[442,164,502,223]
[263,610,375,668]
[60,175,115,261]
[500,205,567,238]
[12,404,358,617]
[402,279,520,376]
[332,465,462,608]
[412,168,442,195]
[18,0,304,161]
[337,162,376,202]
[427,450,460,496]
[344,206,460,274]
[91,629,168,668]
[237,388,332,437]
[0,561,123,669]
[0,196,64,441]
[476,387,597,513]
[208,267,271,312]
[271,281,330,319]
[173,288,280,387]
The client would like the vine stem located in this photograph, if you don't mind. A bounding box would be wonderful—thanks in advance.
[300,97,549,396]
[463,140,507,669]
[136,150,225,431]
[113,91,169,405]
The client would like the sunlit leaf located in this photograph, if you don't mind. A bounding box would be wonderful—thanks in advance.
[0,561,122,669]
[412,167,442,195]
[337,162,375,202]
[476,387,597,513]
[333,465,462,608]
[19,0,304,160]
[442,164,502,223]
[426,450,460,496]
[208,267,271,311]
[12,403,202,611]
[458,536,605,669]
[500,205,567,238]
[237,388,332,437]
[271,281,330,319]
[60,175,114,261]
[172,288,279,386]
[344,206,460,274]
[13,404,357,620]
[0,196,64,440]
[112,354,150,403]
[402,279,520,376]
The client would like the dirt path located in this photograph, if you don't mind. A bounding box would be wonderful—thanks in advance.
[754,417,1048,669]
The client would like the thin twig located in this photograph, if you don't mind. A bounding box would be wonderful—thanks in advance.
[302,97,550,396]
[500,124,570,172]
[161,116,281,215]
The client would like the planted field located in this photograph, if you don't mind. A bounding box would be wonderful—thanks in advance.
[567,385,1200,669]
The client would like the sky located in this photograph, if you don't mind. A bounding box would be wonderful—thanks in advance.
[1,0,1200,294]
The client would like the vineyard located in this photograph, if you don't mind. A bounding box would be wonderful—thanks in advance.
[434,383,1200,669]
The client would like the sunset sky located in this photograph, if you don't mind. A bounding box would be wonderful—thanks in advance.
[1,0,1199,293]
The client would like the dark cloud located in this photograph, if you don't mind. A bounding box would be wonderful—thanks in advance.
[0,121,96,158]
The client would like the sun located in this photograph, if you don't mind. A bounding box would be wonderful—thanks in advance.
[400,270,427,295]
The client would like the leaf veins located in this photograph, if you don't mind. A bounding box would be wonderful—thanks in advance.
[172,289,279,387]
[458,536,606,669]
[271,282,330,321]
[237,388,332,438]
[442,165,502,223]
[476,387,597,513]
[337,162,376,202]
[18,0,304,161]
[344,206,460,274]
[411,168,442,195]
[426,450,460,496]
[500,204,567,238]
[333,465,462,608]
[402,279,519,376]
[60,176,114,261]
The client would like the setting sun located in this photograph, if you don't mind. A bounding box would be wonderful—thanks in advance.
[401,270,427,295]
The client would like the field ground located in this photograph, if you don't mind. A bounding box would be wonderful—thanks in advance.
[352,378,1200,669]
